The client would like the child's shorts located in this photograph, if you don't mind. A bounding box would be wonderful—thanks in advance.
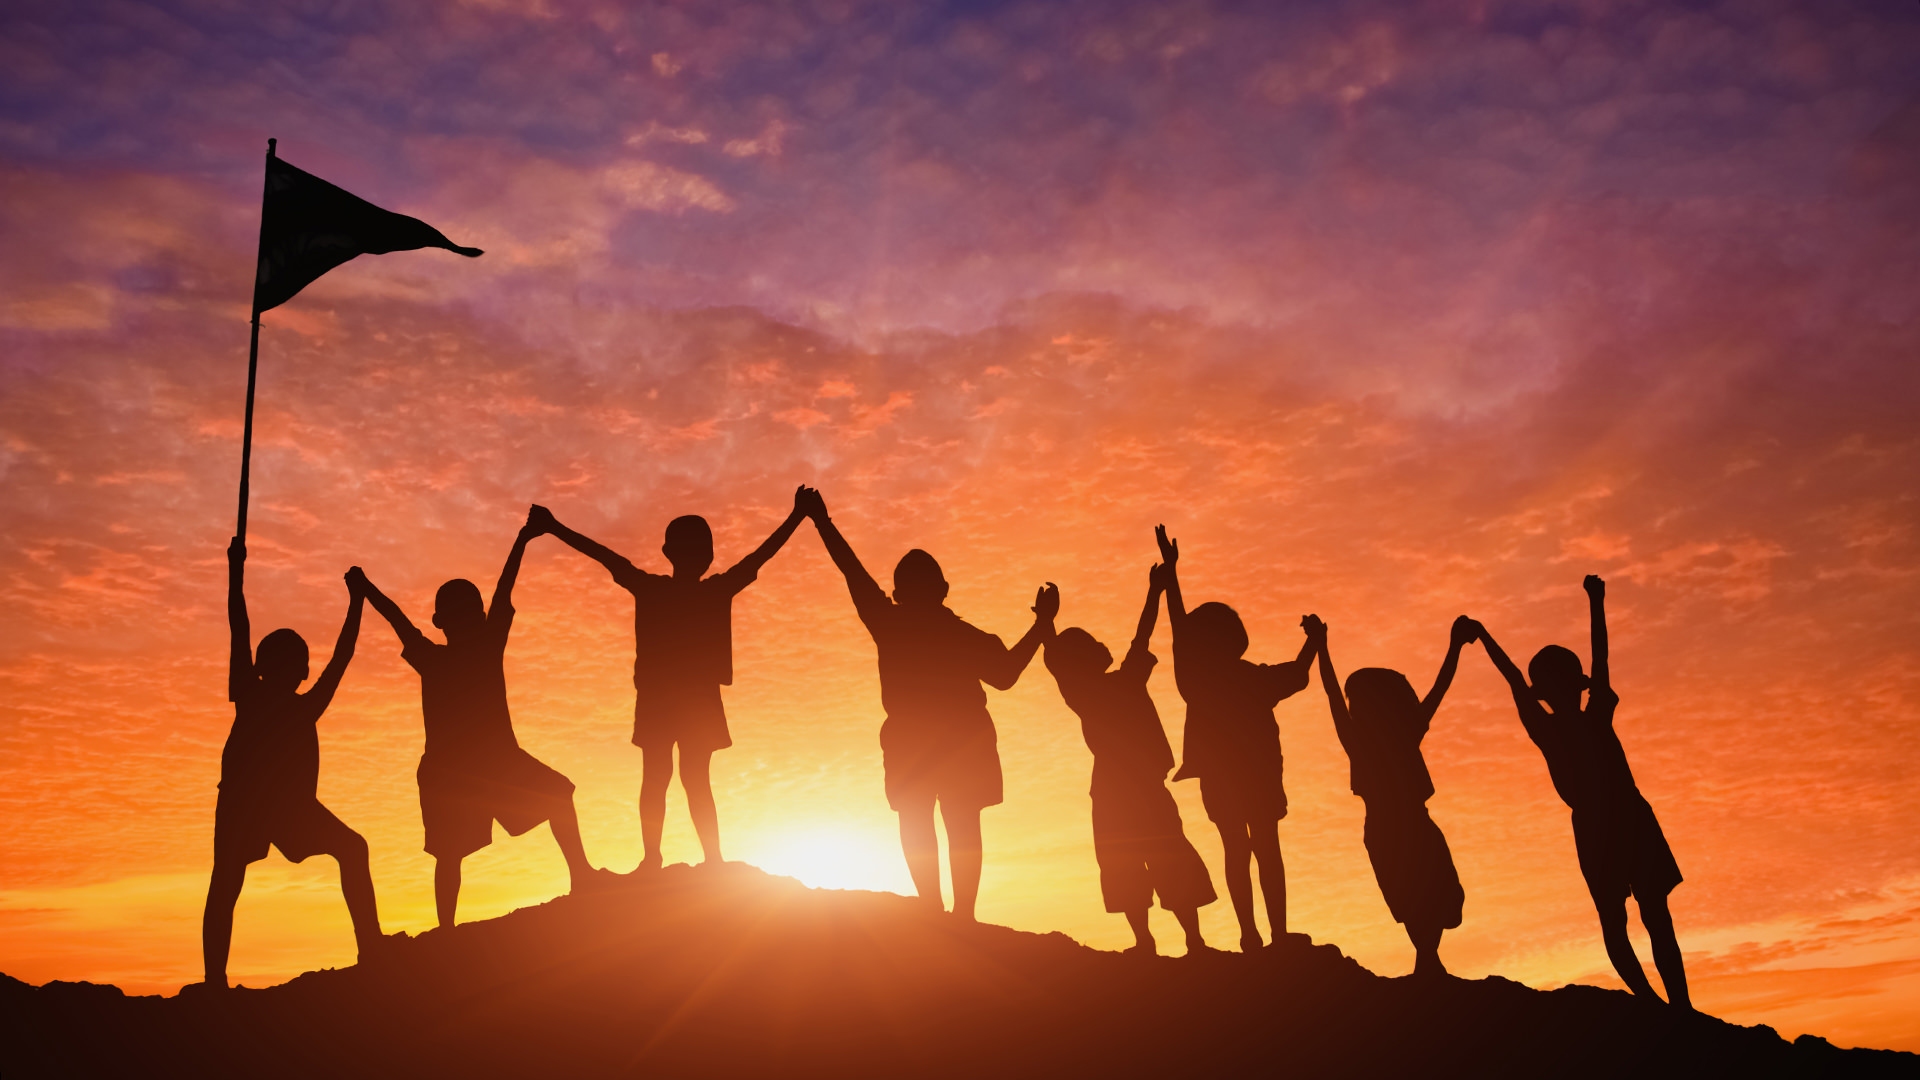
[1363,802,1464,930]
[1091,783,1217,914]
[214,790,361,866]
[880,714,1003,812]
[418,748,576,861]
[1572,794,1683,903]
[632,685,732,754]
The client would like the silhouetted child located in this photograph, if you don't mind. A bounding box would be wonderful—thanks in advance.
[802,488,1057,921]
[1043,563,1216,956]
[1303,613,1471,977]
[1473,575,1690,1008]
[356,512,606,927]
[1156,525,1314,953]
[531,490,810,870]
[201,537,383,990]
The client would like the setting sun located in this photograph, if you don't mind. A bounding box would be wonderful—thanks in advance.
[748,827,908,895]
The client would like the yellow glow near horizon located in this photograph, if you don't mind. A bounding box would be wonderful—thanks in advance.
[750,827,907,894]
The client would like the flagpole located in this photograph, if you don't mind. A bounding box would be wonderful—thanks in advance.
[237,138,275,543]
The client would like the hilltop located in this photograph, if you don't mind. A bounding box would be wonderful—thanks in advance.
[2,864,1912,1079]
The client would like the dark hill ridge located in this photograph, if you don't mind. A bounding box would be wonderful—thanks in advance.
[2,864,1912,1079]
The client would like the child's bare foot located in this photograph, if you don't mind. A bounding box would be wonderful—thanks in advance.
[357,930,410,967]
[178,979,227,998]
[572,867,620,894]
[1239,931,1264,953]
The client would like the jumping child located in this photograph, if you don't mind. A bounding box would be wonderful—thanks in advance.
[803,488,1057,921]
[355,511,606,927]
[1156,525,1315,953]
[1303,613,1472,977]
[1042,563,1216,956]
[531,489,810,869]
[201,537,383,989]
[1472,575,1690,1008]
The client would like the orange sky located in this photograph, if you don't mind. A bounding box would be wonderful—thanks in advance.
[3,0,1919,1054]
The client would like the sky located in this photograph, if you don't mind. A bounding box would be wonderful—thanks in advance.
[3,0,1919,1053]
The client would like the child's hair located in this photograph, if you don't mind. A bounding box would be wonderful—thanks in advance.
[1184,602,1248,659]
[1345,667,1419,725]
[892,549,947,604]
[1044,627,1112,681]
[1527,644,1588,697]
[663,515,713,558]
[255,628,309,680]
[434,578,486,627]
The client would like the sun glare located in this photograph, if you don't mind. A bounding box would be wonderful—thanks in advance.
[753,828,905,893]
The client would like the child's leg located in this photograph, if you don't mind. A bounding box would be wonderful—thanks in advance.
[1215,822,1260,950]
[679,748,722,865]
[1171,906,1208,953]
[1408,921,1445,976]
[546,792,595,885]
[637,746,674,869]
[943,804,984,923]
[896,797,943,911]
[1123,908,1155,953]
[322,828,382,955]
[1637,893,1691,1009]
[201,857,247,986]
[1595,896,1658,998]
[434,856,462,929]
[1250,820,1287,938]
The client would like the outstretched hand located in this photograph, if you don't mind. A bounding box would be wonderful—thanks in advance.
[1461,617,1488,644]
[1149,561,1171,591]
[1450,614,1477,646]
[1154,524,1178,566]
[345,566,368,596]
[1300,613,1326,643]
[1033,582,1060,622]
[1583,574,1605,600]
[527,504,558,535]
[793,485,824,521]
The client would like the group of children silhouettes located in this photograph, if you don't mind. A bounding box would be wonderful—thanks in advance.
[204,486,1689,1012]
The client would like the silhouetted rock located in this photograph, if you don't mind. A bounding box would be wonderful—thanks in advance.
[2,864,1911,1079]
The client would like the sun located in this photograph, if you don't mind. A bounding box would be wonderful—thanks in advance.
[752,827,905,893]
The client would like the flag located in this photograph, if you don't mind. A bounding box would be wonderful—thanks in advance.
[253,149,482,314]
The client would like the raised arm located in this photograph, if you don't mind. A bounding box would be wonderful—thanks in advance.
[1302,615,1356,752]
[802,490,887,612]
[722,486,812,583]
[1584,574,1609,697]
[304,571,366,713]
[1417,616,1477,730]
[489,516,541,622]
[1472,619,1533,708]
[349,566,427,649]
[529,504,638,581]
[227,536,252,702]
[984,583,1060,690]
[1154,525,1186,630]
[1133,564,1169,656]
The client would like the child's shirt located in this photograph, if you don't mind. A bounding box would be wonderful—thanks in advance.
[1517,686,1641,812]
[400,603,519,765]
[847,578,1008,735]
[1056,642,1177,796]
[1331,706,1435,808]
[1170,650,1309,782]
[612,561,757,699]
[219,681,323,809]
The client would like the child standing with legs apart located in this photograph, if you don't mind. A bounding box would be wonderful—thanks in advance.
[530,489,810,870]
[355,511,609,928]
[1472,575,1690,1008]
[1155,525,1315,953]
[803,488,1057,921]
[200,538,384,991]
[1042,563,1216,956]
[1303,613,1471,977]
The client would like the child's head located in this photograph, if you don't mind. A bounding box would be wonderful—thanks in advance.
[1345,667,1420,726]
[1185,602,1249,660]
[1527,644,1589,706]
[1044,627,1113,684]
[432,578,487,634]
[892,549,949,608]
[662,515,715,577]
[254,628,310,687]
